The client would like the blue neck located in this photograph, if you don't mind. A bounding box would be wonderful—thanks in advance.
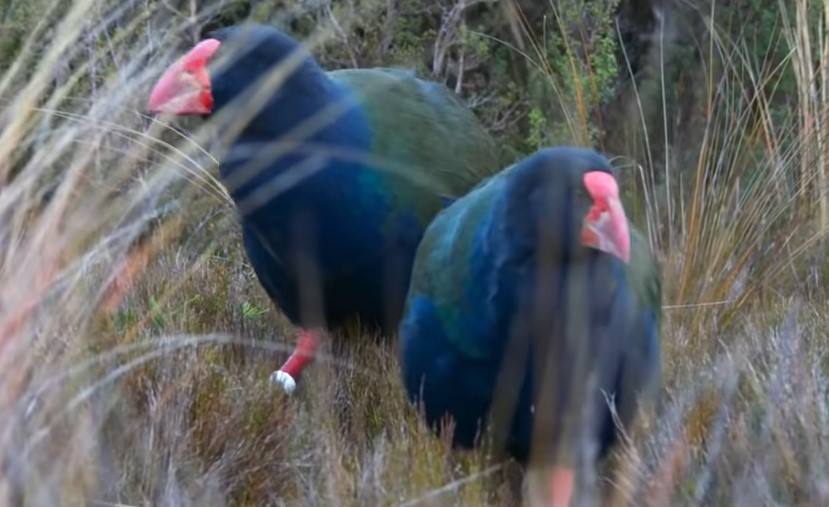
[214,71,396,285]
[214,64,380,224]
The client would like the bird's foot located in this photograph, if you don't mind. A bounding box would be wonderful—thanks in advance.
[269,369,297,395]
[269,328,321,396]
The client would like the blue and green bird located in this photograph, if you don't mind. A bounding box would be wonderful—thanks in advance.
[400,147,661,506]
[148,25,504,393]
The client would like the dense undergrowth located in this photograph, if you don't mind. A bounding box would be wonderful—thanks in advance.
[2,0,829,505]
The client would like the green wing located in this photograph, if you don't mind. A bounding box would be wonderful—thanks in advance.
[407,165,520,359]
[626,227,662,321]
[329,68,507,224]
[617,226,662,424]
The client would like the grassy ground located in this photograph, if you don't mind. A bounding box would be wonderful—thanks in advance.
[3,0,829,505]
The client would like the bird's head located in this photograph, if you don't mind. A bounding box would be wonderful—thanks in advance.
[506,147,630,264]
[147,24,315,116]
[579,164,630,263]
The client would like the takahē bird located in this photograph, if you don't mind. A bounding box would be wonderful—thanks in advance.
[147,25,503,394]
[400,147,660,506]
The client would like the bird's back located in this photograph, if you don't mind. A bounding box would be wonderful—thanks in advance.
[330,68,506,225]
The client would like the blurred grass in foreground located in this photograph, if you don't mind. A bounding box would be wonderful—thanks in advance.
[1,0,829,505]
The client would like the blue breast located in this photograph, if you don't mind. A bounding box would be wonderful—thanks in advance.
[222,82,422,329]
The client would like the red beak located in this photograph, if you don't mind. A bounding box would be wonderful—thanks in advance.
[580,171,631,263]
[148,39,221,115]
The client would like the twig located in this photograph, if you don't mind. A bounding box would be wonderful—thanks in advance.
[326,1,359,68]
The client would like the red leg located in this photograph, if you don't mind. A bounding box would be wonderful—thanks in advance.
[548,466,575,507]
[270,329,320,394]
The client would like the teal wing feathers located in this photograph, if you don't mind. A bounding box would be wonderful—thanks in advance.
[617,227,662,422]
[406,167,512,359]
[627,227,661,320]
[329,68,507,226]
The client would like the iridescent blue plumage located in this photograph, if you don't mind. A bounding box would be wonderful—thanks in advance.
[201,25,503,332]
[149,24,504,392]
[400,147,661,466]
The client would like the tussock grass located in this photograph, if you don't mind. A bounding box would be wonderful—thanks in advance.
[2,0,829,505]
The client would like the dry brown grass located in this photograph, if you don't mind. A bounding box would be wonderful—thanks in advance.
[3,0,829,506]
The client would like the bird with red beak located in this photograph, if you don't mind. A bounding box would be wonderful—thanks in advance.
[399,147,661,506]
[147,25,504,396]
